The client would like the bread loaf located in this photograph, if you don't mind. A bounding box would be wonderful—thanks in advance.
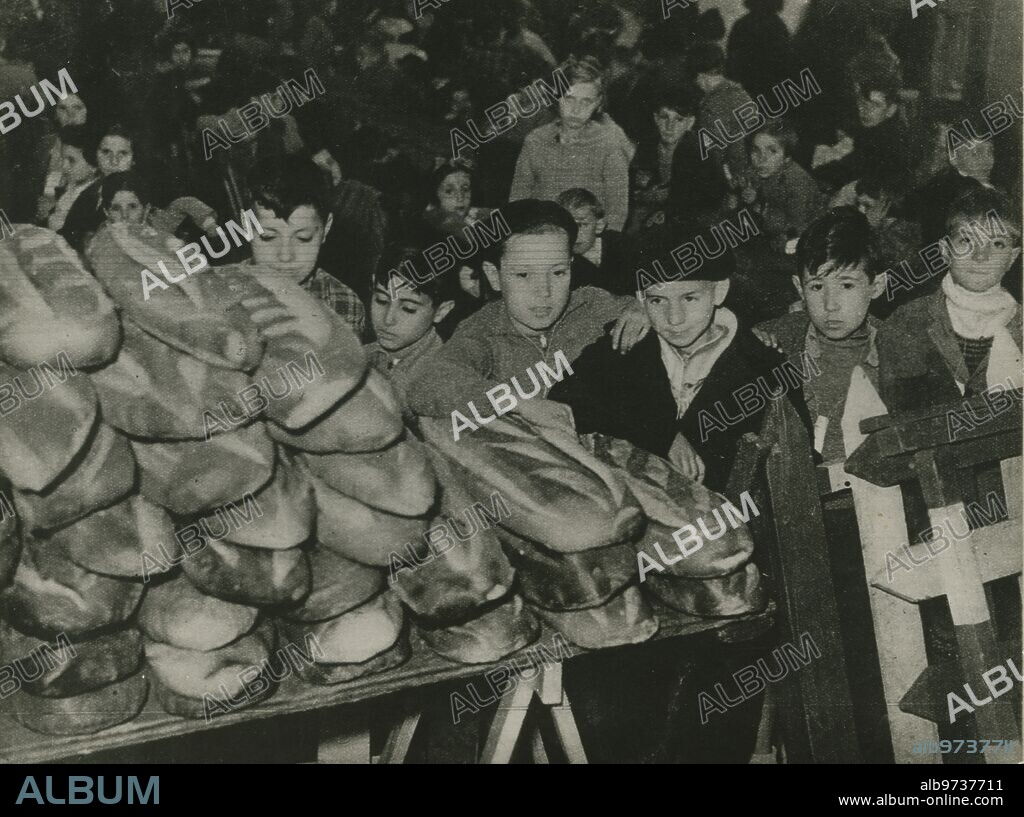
[416,593,540,665]
[14,423,135,533]
[0,359,97,492]
[530,585,659,649]
[302,434,437,518]
[5,672,148,735]
[138,574,258,651]
[182,539,310,606]
[281,544,385,624]
[0,226,119,369]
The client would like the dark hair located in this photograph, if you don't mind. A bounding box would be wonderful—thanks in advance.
[946,186,1021,244]
[556,188,604,219]
[747,117,799,157]
[696,9,726,41]
[855,171,908,202]
[372,244,457,306]
[634,220,735,291]
[249,155,332,222]
[690,43,726,76]
[745,0,785,12]
[650,83,700,118]
[86,123,135,166]
[484,199,578,265]
[853,67,901,106]
[99,171,151,210]
[796,207,882,281]
[431,160,475,205]
[58,125,93,156]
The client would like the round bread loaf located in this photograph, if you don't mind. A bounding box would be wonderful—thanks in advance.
[0,620,142,697]
[416,593,540,665]
[281,544,385,623]
[138,574,258,651]
[54,495,176,579]
[529,584,659,650]
[0,225,120,370]
[182,539,310,606]
[131,424,275,516]
[14,423,135,533]
[268,369,403,453]
[4,672,148,735]
[499,531,636,611]
[644,562,768,617]
[292,637,410,686]
[277,591,404,666]
[311,474,430,567]
[0,535,143,636]
[193,452,314,550]
[302,435,438,518]
[145,624,277,719]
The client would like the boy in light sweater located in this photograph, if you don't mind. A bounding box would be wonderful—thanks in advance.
[406,199,648,427]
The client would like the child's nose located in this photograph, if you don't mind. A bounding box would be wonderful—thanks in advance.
[277,240,296,263]
[972,242,993,262]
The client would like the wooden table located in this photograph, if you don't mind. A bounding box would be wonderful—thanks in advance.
[0,603,774,764]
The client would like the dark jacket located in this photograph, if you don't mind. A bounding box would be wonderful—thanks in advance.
[548,327,812,493]
[877,288,1023,413]
[815,114,913,192]
[570,231,633,296]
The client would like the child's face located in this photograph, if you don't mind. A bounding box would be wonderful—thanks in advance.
[55,94,87,128]
[951,139,994,182]
[944,217,1021,293]
[568,205,604,255]
[171,42,193,70]
[654,106,693,147]
[484,231,572,333]
[794,262,883,340]
[857,91,896,129]
[371,281,438,353]
[458,265,481,299]
[558,82,601,130]
[250,205,330,281]
[437,171,472,219]
[856,191,890,228]
[61,144,96,186]
[644,279,729,350]
[97,135,134,177]
[750,133,785,179]
[106,190,148,225]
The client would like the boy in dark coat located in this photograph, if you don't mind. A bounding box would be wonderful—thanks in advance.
[548,220,810,493]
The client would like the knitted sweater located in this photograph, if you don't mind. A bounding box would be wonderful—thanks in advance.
[510,117,633,231]
[406,287,633,418]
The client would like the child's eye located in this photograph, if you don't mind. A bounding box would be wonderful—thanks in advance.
[648,297,663,305]
[993,240,1007,249]
[513,272,529,278]
[401,306,418,315]
[373,295,389,305]
[552,269,567,276]
[809,283,823,291]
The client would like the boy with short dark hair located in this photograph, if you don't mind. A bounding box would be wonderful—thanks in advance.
[248,155,366,337]
[878,187,1022,413]
[555,187,630,295]
[813,69,912,192]
[406,198,649,429]
[755,207,887,462]
[548,221,809,492]
[366,244,457,406]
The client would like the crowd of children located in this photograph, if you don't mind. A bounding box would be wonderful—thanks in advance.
[0,0,1020,763]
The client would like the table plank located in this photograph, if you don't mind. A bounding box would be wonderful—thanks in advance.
[0,604,774,764]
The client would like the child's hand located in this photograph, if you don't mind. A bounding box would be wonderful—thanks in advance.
[668,433,705,483]
[610,300,650,353]
[752,327,781,350]
[740,186,757,205]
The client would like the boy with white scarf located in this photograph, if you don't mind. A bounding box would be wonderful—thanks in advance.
[878,187,1022,413]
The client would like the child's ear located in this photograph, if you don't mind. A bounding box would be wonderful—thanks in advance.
[791,274,804,297]
[1010,247,1022,267]
[869,272,888,300]
[596,216,607,235]
[433,300,455,324]
[712,279,730,305]
[482,260,501,292]
[322,213,334,240]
